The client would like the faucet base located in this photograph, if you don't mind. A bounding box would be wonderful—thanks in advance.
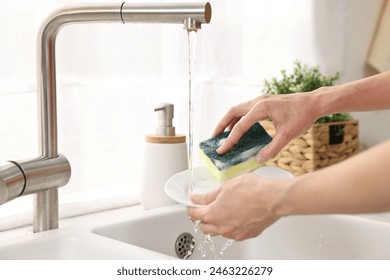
[33,189,59,232]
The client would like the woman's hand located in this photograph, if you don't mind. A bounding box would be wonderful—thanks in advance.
[187,173,288,241]
[214,93,319,162]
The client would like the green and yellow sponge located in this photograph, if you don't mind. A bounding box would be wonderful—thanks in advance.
[199,122,276,181]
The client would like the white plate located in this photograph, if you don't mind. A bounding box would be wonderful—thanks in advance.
[164,166,294,207]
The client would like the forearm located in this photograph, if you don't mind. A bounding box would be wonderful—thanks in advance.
[314,70,390,117]
[275,140,390,216]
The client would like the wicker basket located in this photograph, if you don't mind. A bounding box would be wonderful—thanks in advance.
[261,120,359,176]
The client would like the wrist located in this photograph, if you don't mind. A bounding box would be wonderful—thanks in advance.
[271,184,291,218]
[271,175,314,217]
[296,90,329,124]
[311,84,351,118]
[265,178,297,218]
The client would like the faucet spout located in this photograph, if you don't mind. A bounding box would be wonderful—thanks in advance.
[120,2,211,31]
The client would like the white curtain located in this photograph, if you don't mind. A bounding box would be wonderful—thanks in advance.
[0,0,381,218]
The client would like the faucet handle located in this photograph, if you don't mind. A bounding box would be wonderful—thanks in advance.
[154,103,175,136]
[0,162,25,205]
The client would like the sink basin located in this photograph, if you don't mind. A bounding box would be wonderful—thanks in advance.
[0,228,171,260]
[94,205,390,259]
[1,202,390,260]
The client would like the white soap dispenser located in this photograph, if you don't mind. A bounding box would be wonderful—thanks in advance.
[140,103,188,209]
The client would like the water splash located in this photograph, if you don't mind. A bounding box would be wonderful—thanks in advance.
[183,239,195,260]
[191,220,234,260]
[219,239,234,258]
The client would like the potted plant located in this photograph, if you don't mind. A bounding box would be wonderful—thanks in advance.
[261,61,359,175]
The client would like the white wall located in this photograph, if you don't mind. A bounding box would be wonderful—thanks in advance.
[343,0,390,148]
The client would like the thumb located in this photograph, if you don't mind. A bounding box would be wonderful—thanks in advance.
[191,187,221,206]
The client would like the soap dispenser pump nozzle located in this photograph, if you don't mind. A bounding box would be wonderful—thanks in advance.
[154,103,175,136]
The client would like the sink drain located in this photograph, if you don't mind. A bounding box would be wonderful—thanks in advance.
[175,232,195,259]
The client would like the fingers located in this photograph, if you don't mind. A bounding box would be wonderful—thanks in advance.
[188,206,209,223]
[188,188,221,226]
[216,110,267,155]
[212,118,237,137]
[199,222,220,236]
[212,100,256,137]
[191,188,221,205]
[216,119,251,154]
[212,105,242,137]
[257,127,293,162]
[188,189,240,239]
[216,103,270,155]
[194,220,258,240]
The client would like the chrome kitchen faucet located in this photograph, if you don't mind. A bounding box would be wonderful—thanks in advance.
[0,2,211,232]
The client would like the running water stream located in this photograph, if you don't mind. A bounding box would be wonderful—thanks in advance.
[187,30,197,195]
[186,30,234,260]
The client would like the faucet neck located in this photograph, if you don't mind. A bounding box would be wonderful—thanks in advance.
[37,4,124,159]
[37,2,211,159]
